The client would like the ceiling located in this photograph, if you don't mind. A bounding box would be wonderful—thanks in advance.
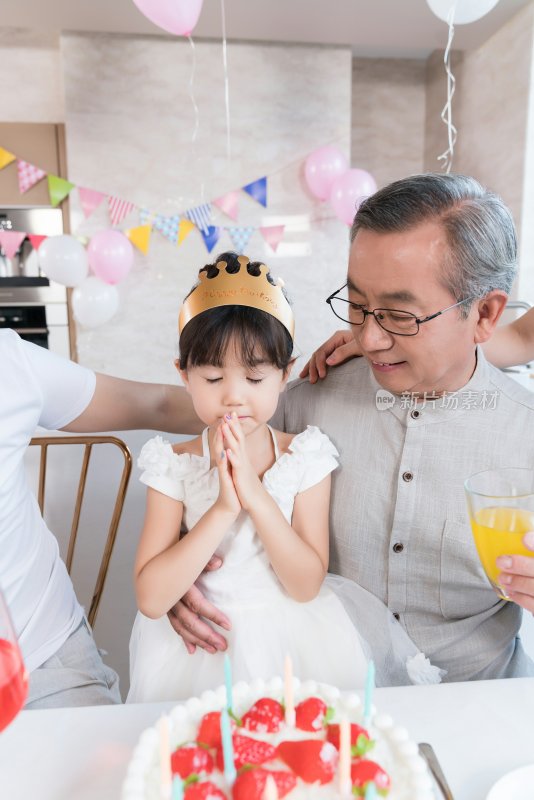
[1,0,532,58]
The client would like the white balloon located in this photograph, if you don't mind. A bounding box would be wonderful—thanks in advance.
[72,276,119,328]
[38,235,89,287]
[427,0,500,24]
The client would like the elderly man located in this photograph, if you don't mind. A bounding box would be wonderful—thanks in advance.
[171,173,534,681]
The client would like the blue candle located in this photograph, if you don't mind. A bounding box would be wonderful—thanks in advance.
[220,707,237,785]
[171,775,184,800]
[363,659,375,728]
[364,782,377,799]
[224,653,233,710]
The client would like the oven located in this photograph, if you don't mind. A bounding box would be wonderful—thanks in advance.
[0,207,70,357]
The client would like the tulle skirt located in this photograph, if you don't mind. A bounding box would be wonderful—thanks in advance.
[126,574,440,703]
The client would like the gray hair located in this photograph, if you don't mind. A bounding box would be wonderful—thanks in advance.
[350,173,517,318]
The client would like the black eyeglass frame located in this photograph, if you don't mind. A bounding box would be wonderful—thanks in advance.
[325,284,476,337]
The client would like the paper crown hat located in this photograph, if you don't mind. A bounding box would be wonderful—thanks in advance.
[178,255,295,339]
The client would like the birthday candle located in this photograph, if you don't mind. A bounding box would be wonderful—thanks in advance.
[158,715,172,800]
[224,653,233,710]
[363,659,375,728]
[171,775,184,800]
[364,782,377,799]
[220,706,237,785]
[339,717,352,797]
[262,774,279,800]
[284,654,295,726]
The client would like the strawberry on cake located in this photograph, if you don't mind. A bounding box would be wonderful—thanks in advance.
[122,678,435,799]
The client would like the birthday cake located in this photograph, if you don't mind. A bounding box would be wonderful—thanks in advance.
[122,678,435,799]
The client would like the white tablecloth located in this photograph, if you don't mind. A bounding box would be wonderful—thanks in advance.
[1,678,534,799]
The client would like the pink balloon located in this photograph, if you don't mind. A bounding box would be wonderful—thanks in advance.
[88,230,134,285]
[329,169,378,226]
[132,0,204,36]
[304,146,348,201]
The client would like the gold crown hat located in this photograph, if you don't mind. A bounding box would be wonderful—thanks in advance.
[178,255,295,339]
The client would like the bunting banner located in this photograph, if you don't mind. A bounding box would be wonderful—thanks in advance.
[0,230,27,259]
[125,224,151,255]
[0,143,301,265]
[243,177,267,208]
[259,225,285,253]
[177,218,196,246]
[108,196,135,227]
[78,187,106,219]
[226,226,255,255]
[199,225,222,253]
[152,213,181,244]
[0,147,16,170]
[48,175,75,207]
[213,190,239,221]
[17,160,46,194]
[184,203,212,235]
[28,234,47,251]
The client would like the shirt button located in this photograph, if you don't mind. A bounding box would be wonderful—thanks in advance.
[402,471,413,482]
[410,409,421,419]
[393,612,400,621]
[393,542,404,553]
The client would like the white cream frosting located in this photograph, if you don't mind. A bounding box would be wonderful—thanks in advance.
[122,678,435,800]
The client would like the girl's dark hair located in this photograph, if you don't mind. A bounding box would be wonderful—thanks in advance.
[179,251,293,372]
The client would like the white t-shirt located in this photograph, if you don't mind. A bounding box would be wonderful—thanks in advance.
[0,330,96,671]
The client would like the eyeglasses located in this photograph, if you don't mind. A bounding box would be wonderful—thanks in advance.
[325,284,475,337]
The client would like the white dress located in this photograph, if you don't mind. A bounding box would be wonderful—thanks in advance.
[127,426,440,703]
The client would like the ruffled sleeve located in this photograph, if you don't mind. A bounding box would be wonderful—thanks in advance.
[290,425,339,493]
[137,435,205,502]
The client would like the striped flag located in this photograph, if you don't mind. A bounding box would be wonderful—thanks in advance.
[184,203,212,235]
[108,196,135,226]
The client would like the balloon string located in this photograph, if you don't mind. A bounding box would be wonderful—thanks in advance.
[437,3,458,174]
[187,35,200,145]
[221,0,232,162]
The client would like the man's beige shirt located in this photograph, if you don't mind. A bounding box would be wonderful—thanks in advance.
[272,349,534,681]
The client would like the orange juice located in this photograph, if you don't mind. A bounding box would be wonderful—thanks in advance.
[470,507,534,599]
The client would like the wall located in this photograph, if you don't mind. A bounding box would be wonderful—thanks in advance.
[61,32,352,384]
[352,57,426,187]
[424,3,534,300]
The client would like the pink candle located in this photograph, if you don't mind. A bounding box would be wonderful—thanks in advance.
[284,655,295,726]
[159,715,172,800]
[339,717,351,797]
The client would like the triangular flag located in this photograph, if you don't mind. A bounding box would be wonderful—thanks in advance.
[28,234,47,251]
[152,214,180,244]
[17,160,46,194]
[242,177,267,207]
[199,225,221,253]
[78,187,106,219]
[125,224,151,255]
[226,226,255,255]
[184,204,212,234]
[108,196,135,226]
[0,147,16,170]
[48,175,75,207]
[0,230,26,259]
[213,191,239,221]
[259,225,285,253]
[177,218,195,246]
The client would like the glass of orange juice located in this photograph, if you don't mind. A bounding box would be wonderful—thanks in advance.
[465,468,534,600]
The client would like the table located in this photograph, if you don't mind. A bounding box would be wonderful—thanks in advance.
[1,678,534,799]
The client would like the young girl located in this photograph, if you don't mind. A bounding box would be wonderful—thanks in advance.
[127,252,440,702]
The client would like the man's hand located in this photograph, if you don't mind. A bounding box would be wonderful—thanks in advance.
[496,531,534,613]
[299,329,361,383]
[167,557,231,654]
